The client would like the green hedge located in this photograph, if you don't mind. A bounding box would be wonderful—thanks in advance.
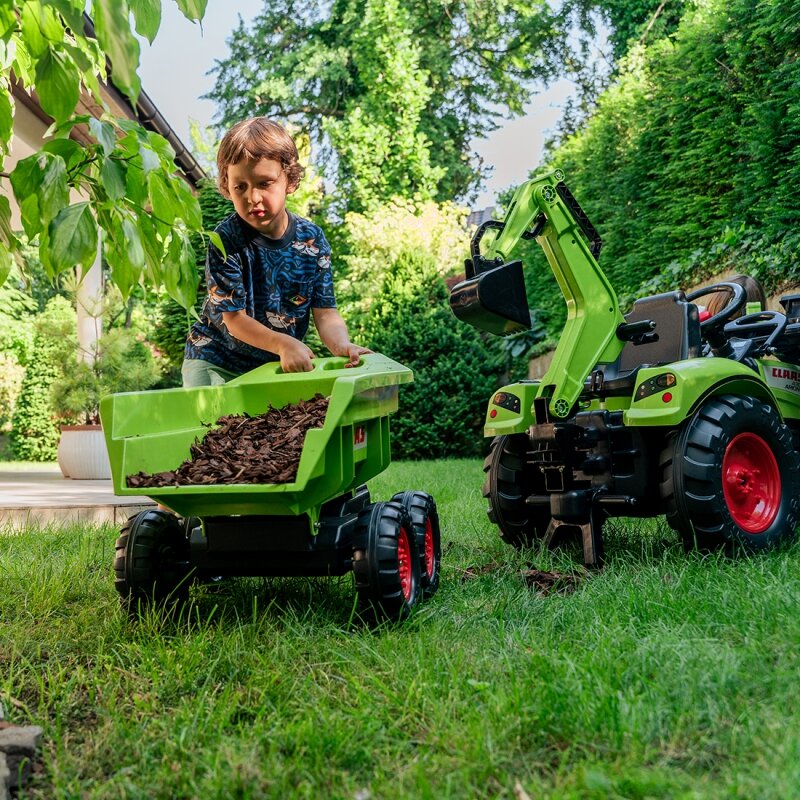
[517,0,800,329]
[9,296,77,461]
[361,250,504,459]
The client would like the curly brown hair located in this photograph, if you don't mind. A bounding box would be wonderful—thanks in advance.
[216,117,305,197]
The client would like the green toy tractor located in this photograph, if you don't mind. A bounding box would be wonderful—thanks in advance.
[450,168,800,566]
[100,354,441,620]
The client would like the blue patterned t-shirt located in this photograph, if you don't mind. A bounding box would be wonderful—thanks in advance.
[184,211,337,375]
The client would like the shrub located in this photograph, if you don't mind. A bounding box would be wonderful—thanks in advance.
[0,311,36,433]
[50,328,162,425]
[10,296,76,461]
[361,249,504,459]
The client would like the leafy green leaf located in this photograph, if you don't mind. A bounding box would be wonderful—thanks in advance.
[0,79,11,156]
[146,131,176,165]
[207,230,226,260]
[121,215,146,271]
[38,153,70,226]
[44,0,86,37]
[0,4,17,42]
[130,0,162,44]
[34,47,81,124]
[89,118,117,156]
[138,213,165,284]
[171,175,202,229]
[125,160,148,206]
[0,240,12,286]
[139,142,160,175]
[0,194,14,247]
[10,154,45,237]
[20,2,49,58]
[100,157,127,201]
[147,171,179,227]
[46,202,99,274]
[41,138,84,172]
[174,0,208,23]
[165,230,200,309]
[93,0,141,103]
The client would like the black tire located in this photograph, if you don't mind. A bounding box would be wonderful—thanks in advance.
[352,501,421,620]
[113,509,191,610]
[391,491,441,598]
[660,394,800,552]
[483,434,550,548]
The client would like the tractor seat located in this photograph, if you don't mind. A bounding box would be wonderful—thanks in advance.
[592,291,702,394]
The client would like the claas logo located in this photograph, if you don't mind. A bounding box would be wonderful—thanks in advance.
[354,425,367,449]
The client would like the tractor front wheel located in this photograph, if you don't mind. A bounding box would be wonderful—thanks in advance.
[660,395,800,552]
[352,501,421,620]
[114,509,191,611]
[483,434,550,548]
[392,491,441,597]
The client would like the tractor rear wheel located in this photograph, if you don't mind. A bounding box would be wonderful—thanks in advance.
[660,395,800,552]
[352,501,421,620]
[392,491,441,597]
[483,434,550,548]
[114,509,191,611]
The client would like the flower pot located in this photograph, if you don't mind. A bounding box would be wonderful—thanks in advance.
[57,425,112,480]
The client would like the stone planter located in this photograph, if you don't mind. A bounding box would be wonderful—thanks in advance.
[57,425,112,480]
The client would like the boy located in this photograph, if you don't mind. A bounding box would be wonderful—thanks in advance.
[181,117,371,387]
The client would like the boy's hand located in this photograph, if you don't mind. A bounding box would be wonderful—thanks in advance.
[277,337,316,372]
[341,343,373,368]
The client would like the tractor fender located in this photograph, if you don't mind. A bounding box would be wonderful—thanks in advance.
[623,358,780,428]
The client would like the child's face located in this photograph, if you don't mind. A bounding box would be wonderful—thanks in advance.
[227,157,296,237]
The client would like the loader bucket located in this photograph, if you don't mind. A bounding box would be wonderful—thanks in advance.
[449,260,531,335]
[99,354,412,519]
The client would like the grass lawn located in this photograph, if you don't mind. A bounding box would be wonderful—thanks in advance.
[2,458,800,798]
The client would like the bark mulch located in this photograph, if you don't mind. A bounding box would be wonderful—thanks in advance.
[126,393,330,488]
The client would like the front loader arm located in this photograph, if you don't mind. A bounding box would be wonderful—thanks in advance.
[452,168,627,419]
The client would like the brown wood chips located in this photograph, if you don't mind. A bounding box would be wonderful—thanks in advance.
[126,393,330,488]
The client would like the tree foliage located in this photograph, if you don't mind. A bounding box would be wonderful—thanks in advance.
[513,0,800,341]
[207,0,573,212]
[0,0,208,307]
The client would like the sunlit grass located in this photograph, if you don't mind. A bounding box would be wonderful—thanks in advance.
[2,459,800,798]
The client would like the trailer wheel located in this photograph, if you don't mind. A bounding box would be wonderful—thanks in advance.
[352,501,421,620]
[114,509,191,611]
[392,491,441,597]
[483,434,549,548]
[660,395,800,552]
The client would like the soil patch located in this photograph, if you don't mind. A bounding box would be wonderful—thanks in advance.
[520,567,584,595]
[126,393,329,488]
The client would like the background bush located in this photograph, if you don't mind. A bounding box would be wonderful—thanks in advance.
[360,249,503,459]
[9,296,76,461]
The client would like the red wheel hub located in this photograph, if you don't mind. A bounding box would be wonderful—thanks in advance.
[722,432,781,533]
[397,527,413,600]
[424,518,434,579]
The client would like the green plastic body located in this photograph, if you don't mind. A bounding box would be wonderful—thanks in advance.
[485,358,800,437]
[99,354,412,520]
[479,169,800,434]
[481,168,625,420]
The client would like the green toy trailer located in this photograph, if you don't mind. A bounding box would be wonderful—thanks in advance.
[450,168,800,566]
[100,354,441,620]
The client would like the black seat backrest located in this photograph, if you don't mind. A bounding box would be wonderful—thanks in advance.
[616,291,702,374]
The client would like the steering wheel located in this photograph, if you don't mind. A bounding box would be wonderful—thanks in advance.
[723,311,787,357]
[685,282,747,349]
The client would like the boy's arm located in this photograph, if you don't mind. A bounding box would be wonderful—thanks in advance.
[313,307,372,367]
[222,310,316,372]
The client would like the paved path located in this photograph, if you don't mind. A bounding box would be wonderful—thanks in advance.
[0,464,155,529]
